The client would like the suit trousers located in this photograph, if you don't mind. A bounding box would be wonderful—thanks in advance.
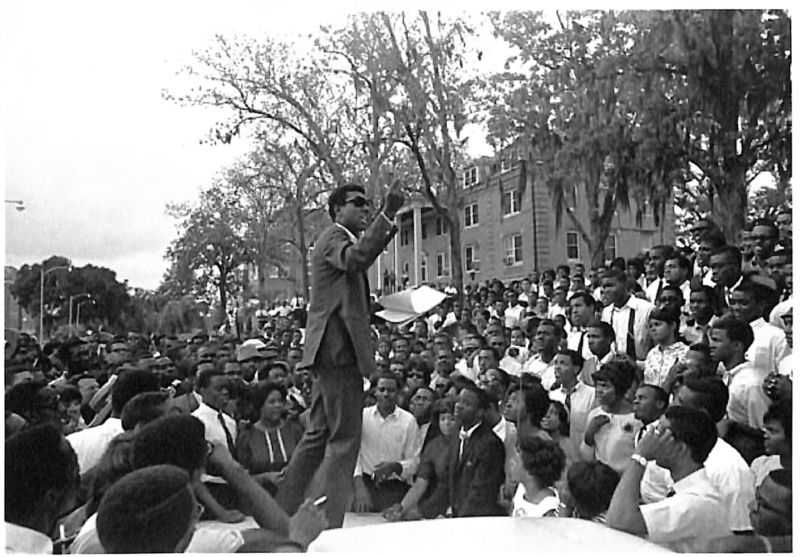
[276,363,364,528]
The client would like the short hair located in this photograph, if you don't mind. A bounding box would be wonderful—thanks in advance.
[649,307,681,325]
[555,347,584,369]
[586,320,615,340]
[711,317,755,351]
[752,218,779,237]
[486,366,511,393]
[567,461,620,519]
[698,229,726,249]
[432,396,456,417]
[593,359,637,397]
[689,284,719,311]
[763,399,792,440]
[327,183,366,220]
[121,391,171,431]
[4,423,78,525]
[627,257,645,275]
[569,291,596,307]
[195,365,226,391]
[666,253,691,272]
[681,377,729,423]
[710,245,742,267]
[132,415,207,474]
[601,268,627,285]
[460,382,491,410]
[111,369,160,416]
[659,284,685,302]
[96,464,194,553]
[664,405,718,464]
[56,384,83,407]
[479,346,502,363]
[518,436,566,489]
[523,383,551,425]
[638,384,669,409]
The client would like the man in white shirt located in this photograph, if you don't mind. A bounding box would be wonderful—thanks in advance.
[581,320,617,386]
[601,269,654,362]
[67,369,160,474]
[522,320,561,389]
[5,424,81,555]
[730,281,787,378]
[644,245,676,305]
[353,374,419,512]
[640,377,756,533]
[606,406,729,552]
[566,292,597,362]
[550,348,596,457]
[503,290,525,330]
[663,254,692,317]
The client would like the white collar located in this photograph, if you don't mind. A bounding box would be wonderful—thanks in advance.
[371,404,399,420]
[334,222,359,244]
[460,421,481,439]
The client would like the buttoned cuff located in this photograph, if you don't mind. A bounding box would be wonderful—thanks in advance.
[379,211,395,226]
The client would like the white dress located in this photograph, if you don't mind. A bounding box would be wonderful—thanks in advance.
[511,484,560,518]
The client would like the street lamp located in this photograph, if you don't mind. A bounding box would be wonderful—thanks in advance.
[5,200,25,212]
[40,265,71,342]
[76,298,95,330]
[69,293,91,329]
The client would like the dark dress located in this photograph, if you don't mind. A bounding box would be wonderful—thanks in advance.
[236,420,304,474]
[417,434,454,519]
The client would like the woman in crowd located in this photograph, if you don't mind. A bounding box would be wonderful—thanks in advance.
[643,307,688,387]
[511,436,566,518]
[540,400,579,468]
[236,382,304,488]
[580,360,642,474]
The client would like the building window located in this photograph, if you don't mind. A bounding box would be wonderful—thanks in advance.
[605,234,617,263]
[565,185,578,210]
[503,234,523,266]
[435,217,448,235]
[465,245,479,272]
[401,228,411,247]
[464,203,479,227]
[421,223,428,240]
[503,190,521,216]
[500,158,518,173]
[421,259,428,282]
[436,252,450,277]
[566,232,580,260]
[462,166,479,188]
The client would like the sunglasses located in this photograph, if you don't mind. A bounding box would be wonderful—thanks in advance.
[345,197,371,208]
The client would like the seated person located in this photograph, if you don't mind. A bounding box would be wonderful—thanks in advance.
[511,436,566,517]
[383,398,457,521]
[558,460,620,523]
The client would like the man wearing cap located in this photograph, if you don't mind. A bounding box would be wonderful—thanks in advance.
[276,182,405,529]
[237,339,267,383]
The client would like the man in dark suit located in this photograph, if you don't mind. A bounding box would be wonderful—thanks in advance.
[276,182,405,529]
[431,382,506,517]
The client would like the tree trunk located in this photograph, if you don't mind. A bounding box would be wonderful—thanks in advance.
[448,210,464,308]
[218,271,228,328]
[296,202,310,301]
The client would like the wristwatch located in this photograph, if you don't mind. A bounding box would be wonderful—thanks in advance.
[630,453,648,467]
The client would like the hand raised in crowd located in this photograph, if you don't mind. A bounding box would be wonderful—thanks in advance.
[584,414,611,446]
[382,180,406,219]
[635,424,680,463]
[288,498,328,550]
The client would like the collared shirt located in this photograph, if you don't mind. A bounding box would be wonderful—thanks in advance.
[522,353,556,390]
[499,354,524,377]
[334,222,359,244]
[723,360,771,429]
[641,468,730,552]
[601,296,654,361]
[643,342,689,387]
[491,415,514,443]
[639,437,755,533]
[504,304,525,329]
[67,417,124,474]
[750,455,782,489]
[458,421,482,461]
[354,405,419,482]
[192,402,237,483]
[579,348,616,386]
[549,381,596,458]
[778,351,793,379]
[746,318,788,379]
[416,421,431,453]
[645,277,665,305]
[4,523,53,554]
[566,328,594,361]
[723,275,744,307]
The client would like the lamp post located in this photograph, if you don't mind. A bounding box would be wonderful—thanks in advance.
[76,298,94,330]
[69,293,91,329]
[40,265,71,342]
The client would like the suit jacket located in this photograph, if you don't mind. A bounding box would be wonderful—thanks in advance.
[302,217,396,377]
[447,422,506,517]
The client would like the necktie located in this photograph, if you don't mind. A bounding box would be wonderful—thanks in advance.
[655,278,663,302]
[636,426,646,446]
[626,308,637,360]
[218,412,236,456]
[577,330,586,355]
[666,488,676,498]
[459,429,470,461]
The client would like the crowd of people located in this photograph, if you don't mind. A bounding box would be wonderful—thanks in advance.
[4,202,793,553]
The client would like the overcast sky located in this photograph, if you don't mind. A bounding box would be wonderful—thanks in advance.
[5,1,491,290]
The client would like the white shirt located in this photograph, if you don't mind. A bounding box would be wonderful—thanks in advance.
[768,297,793,331]
[512,484,560,518]
[353,405,419,482]
[504,304,525,329]
[639,437,755,533]
[549,381,596,458]
[566,328,594,361]
[499,354,524,377]
[579,409,642,474]
[645,277,666,305]
[192,402,237,483]
[641,468,729,552]
[67,417,124,474]
[522,353,556,390]
[746,318,788,379]
[723,360,771,429]
[778,351,793,379]
[601,296,654,360]
[491,415,515,444]
[4,523,52,554]
[750,455,782,488]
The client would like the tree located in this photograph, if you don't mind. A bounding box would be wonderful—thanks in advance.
[637,10,791,241]
[165,184,251,327]
[10,256,131,335]
[486,11,681,268]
